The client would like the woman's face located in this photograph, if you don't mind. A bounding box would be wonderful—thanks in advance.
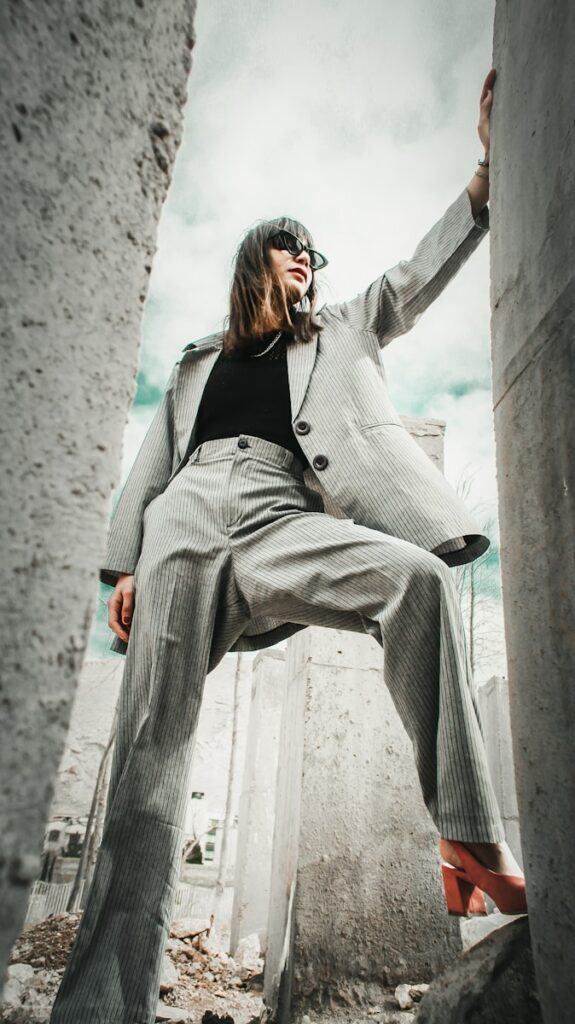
[267,238,312,302]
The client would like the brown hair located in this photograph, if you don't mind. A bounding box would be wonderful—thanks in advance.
[223,215,324,354]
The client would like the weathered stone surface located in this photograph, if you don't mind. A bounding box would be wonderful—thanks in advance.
[155,1004,193,1023]
[231,649,286,955]
[264,627,462,1024]
[416,917,541,1023]
[490,2,575,1022]
[475,677,522,865]
[459,910,519,952]
[160,952,180,993]
[0,0,196,989]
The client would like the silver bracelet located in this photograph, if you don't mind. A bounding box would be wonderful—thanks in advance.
[474,169,489,181]
[478,155,490,167]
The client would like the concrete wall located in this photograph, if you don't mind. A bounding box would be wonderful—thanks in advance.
[51,661,124,820]
[230,649,287,955]
[400,416,445,472]
[0,0,196,981]
[491,3,575,1021]
[476,675,522,868]
[264,629,462,1022]
[43,652,250,868]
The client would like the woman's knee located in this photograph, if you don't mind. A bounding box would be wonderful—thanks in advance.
[407,547,455,591]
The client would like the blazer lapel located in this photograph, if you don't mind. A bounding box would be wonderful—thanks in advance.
[173,329,319,463]
[287,332,318,421]
[173,335,223,460]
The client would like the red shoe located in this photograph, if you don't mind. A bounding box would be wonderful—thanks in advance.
[441,862,488,916]
[441,840,528,916]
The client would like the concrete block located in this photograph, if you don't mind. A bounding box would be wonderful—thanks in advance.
[416,918,541,1023]
[475,676,522,867]
[50,660,124,819]
[400,416,446,472]
[230,650,287,956]
[264,627,462,1022]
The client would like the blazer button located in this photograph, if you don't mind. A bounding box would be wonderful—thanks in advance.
[312,454,328,471]
[295,420,311,435]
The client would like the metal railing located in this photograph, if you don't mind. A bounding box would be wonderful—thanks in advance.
[24,879,198,927]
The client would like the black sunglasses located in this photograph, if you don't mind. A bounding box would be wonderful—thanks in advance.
[268,228,328,271]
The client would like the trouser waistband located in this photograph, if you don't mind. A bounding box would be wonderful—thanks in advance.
[188,434,306,478]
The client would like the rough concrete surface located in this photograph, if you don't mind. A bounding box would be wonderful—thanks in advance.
[264,628,462,1024]
[231,650,287,957]
[415,917,541,1023]
[490,2,575,1022]
[475,676,522,868]
[0,0,196,988]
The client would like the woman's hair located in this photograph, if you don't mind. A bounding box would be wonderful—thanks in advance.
[223,215,324,353]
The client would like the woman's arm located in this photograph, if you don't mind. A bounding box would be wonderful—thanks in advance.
[100,363,179,587]
[319,70,495,349]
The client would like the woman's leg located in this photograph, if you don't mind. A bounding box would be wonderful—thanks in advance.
[50,465,249,1024]
[232,505,506,847]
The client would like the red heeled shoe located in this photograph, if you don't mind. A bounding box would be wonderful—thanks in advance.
[441,862,488,916]
[441,840,528,916]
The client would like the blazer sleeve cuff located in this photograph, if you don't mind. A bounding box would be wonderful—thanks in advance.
[100,566,136,588]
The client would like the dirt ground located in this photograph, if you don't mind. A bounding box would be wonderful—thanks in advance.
[4,912,264,1024]
[3,913,426,1024]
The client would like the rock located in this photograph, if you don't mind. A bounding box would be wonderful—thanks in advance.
[2,963,39,1010]
[21,986,53,1013]
[459,911,517,951]
[409,983,429,1001]
[2,975,26,1009]
[159,953,179,993]
[155,1002,193,1022]
[201,1012,234,1024]
[170,917,210,940]
[234,933,260,969]
[394,983,413,1009]
[7,964,35,984]
[416,917,542,1023]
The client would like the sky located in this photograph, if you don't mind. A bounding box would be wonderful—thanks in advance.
[89,0,507,678]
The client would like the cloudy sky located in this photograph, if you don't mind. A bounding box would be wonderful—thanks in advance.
[90,0,506,677]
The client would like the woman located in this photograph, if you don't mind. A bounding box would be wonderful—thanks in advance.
[50,68,526,1024]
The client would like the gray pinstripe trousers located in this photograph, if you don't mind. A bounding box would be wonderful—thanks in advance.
[50,434,505,1024]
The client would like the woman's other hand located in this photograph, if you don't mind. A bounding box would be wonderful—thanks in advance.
[108,573,135,642]
[478,68,496,157]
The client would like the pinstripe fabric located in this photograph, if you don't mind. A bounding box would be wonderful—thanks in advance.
[102,187,492,656]
[51,434,505,1024]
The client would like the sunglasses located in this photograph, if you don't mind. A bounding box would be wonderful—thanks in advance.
[268,228,328,271]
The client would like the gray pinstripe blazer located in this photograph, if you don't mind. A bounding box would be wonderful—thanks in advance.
[103,187,490,654]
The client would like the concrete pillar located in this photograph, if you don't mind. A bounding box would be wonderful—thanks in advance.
[51,660,125,819]
[263,628,462,1022]
[476,676,522,868]
[230,649,287,956]
[491,3,575,1021]
[0,0,196,985]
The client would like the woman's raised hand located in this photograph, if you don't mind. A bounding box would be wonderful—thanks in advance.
[478,68,496,156]
[107,573,135,642]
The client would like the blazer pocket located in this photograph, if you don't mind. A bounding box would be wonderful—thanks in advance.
[359,420,403,433]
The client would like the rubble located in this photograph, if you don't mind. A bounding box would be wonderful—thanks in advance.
[393,982,429,1009]
[1,914,263,1024]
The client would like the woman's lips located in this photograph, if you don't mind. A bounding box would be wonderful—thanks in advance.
[290,268,307,283]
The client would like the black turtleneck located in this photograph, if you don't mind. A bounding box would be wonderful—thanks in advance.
[194,332,309,466]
